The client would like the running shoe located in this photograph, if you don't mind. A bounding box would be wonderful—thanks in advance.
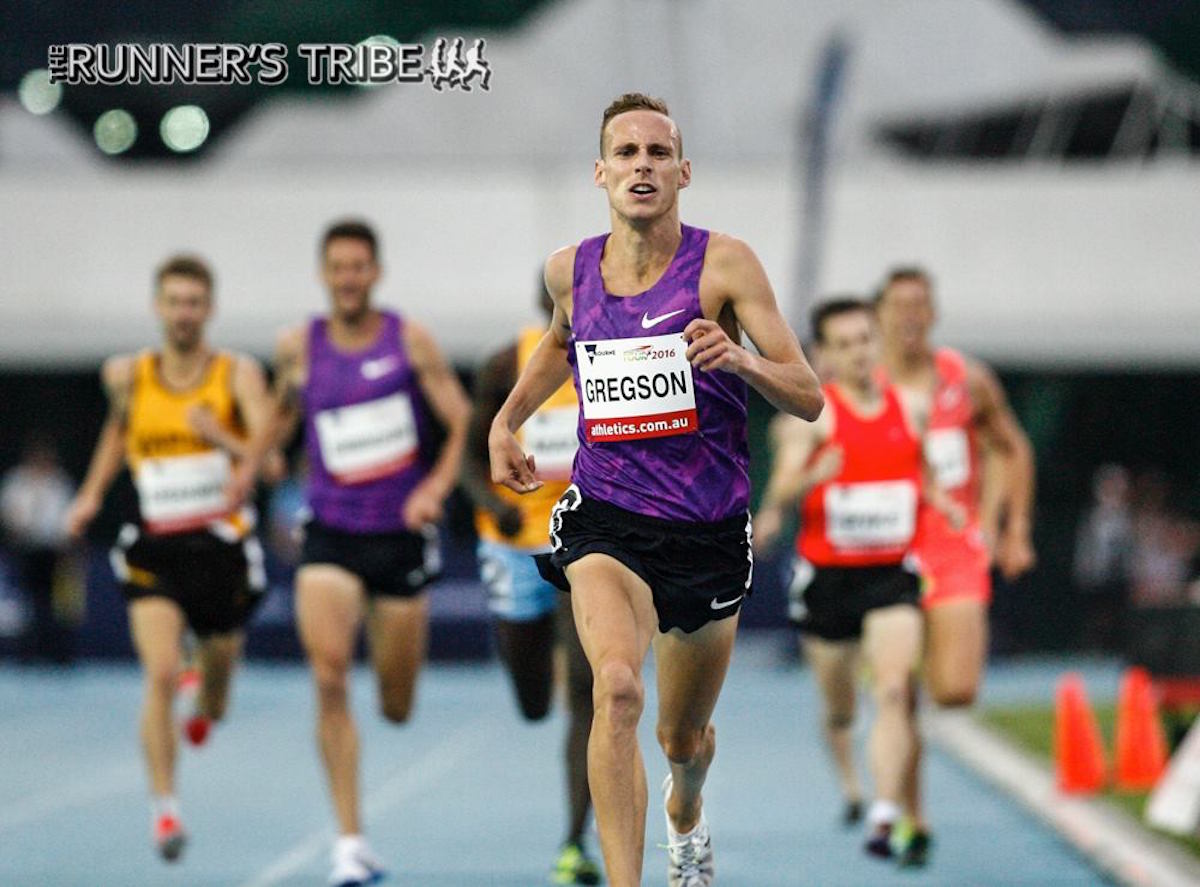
[183,713,211,746]
[154,813,187,862]
[841,799,863,827]
[895,827,933,868]
[662,774,714,887]
[864,821,893,860]
[550,841,602,884]
[329,839,386,887]
[177,668,210,747]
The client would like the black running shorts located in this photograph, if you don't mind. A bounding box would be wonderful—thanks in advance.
[788,555,922,641]
[111,524,266,637]
[535,484,753,635]
[300,519,440,598]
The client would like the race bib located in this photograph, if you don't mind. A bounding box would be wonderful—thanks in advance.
[575,334,697,442]
[520,404,578,481]
[315,392,418,484]
[925,428,970,490]
[825,480,917,550]
[136,450,231,534]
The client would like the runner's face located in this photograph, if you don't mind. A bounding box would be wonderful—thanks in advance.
[877,279,934,354]
[155,275,211,352]
[819,311,878,384]
[322,237,378,322]
[595,111,690,222]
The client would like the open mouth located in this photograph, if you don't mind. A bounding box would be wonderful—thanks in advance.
[629,183,657,196]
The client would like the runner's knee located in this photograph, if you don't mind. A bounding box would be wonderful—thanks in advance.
[593,659,643,728]
[145,661,178,698]
[379,695,414,724]
[656,723,707,765]
[930,681,977,708]
[873,676,912,709]
[826,711,854,731]
[311,654,351,705]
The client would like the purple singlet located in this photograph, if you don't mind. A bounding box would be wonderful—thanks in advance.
[567,224,749,522]
[303,310,429,533]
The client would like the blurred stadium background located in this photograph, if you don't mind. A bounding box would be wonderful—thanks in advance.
[2,1,1200,883]
[2,0,1197,663]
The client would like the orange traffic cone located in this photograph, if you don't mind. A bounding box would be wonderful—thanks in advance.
[1055,673,1107,794]
[1115,667,1168,792]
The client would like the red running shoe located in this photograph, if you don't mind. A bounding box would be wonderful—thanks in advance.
[154,813,187,862]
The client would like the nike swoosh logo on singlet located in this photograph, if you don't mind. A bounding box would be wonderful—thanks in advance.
[361,356,399,380]
[640,308,686,329]
[710,594,745,611]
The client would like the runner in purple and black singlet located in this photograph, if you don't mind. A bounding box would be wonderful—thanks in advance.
[232,219,471,887]
[489,93,823,887]
[567,223,749,523]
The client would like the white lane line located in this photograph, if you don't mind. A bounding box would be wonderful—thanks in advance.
[0,760,142,832]
[929,708,1200,887]
[238,718,490,887]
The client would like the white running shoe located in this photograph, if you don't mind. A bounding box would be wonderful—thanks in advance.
[329,837,386,887]
[663,774,714,887]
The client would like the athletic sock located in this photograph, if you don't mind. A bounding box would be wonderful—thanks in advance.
[867,799,900,829]
[152,795,180,821]
[334,834,367,859]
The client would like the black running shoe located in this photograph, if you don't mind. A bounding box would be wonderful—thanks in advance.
[842,800,863,827]
[897,829,932,868]
[864,822,893,860]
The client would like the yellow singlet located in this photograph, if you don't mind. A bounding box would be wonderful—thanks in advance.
[126,351,248,536]
[476,328,579,551]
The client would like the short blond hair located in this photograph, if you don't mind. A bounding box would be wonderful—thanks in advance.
[600,93,680,157]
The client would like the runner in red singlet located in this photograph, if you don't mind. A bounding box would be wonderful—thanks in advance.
[755,297,963,862]
[876,266,1036,865]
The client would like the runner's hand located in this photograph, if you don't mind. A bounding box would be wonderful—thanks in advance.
[495,504,524,538]
[224,462,256,511]
[931,491,967,532]
[684,319,747,374]
[753,507,783,554]
[187,404,226,446]
[996,530,1036,580]
[489,421,542,494]
[63,492,101,539]
[403,478,446,531]
[809,445,843,487]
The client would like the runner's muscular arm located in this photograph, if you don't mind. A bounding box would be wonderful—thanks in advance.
[461,345,524,536]
[489,248,575,493]
[967,358,1036,578]
[64,355,134,537]
[690,233,823,421]
[404,320,472,529]
[754,409,834,552]
[898,384,966,531]
[229,353,287,482]
[226,327,305,507]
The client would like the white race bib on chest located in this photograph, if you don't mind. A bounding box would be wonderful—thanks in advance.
[825,480,917,550]
[925,428,970,490]
[574,334,697,442]
[520,405,578,480]
[315,392,418,484]
[136,450,231,534]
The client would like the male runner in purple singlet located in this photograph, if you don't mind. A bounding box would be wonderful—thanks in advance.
[234,220,470,887]
[489,94,822,887]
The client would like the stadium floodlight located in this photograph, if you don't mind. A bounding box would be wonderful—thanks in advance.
[160,105,211,153]
[18,69,63,115]
[94,109,138,155]
[355,34,402,88]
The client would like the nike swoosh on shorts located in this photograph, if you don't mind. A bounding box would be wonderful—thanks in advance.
[710,594,744,610]
[640,308,686,329]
